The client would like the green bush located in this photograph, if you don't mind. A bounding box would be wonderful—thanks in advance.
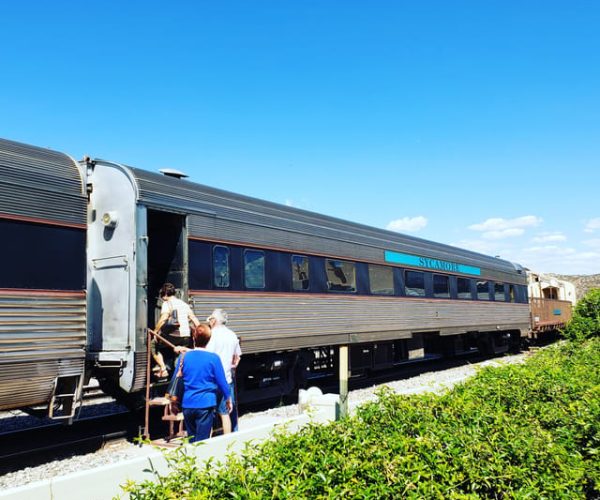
[122,339,600,499]
[563,288,600,341]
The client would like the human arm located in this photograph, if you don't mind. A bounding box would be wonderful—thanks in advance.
[231,340,242,368]
[188,311,201,328]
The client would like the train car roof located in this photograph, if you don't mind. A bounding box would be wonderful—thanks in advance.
[110,161,522,278]
[0,138,86,227]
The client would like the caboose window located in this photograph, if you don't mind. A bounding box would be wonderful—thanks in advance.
[213,245,230,288]
[292,255,310,291]
[244,249,265,289]
[457,277,471,299]
[405,270,425,297]
[494,282,505,301]
[477,280,490,300]
[368,264,394,295]
[433,274,450,298]
[325,259,356,292]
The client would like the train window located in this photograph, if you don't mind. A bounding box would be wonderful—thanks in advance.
[457,277,471,299]
[477,280,490,300]
[213,245,230,288]
[494,282,506,301]
[325,259,356,292]
[244,249,265,289]
[369,264,394,295]
[405,270,425,297]
[292,255,310,291]
[433,274,450,298]
[508,284,516,302]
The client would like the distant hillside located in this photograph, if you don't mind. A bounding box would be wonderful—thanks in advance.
[547,274,600,301]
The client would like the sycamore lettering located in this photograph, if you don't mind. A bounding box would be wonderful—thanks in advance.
[418,257,460,272]
[384,250,480,275]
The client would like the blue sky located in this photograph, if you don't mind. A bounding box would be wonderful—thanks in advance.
[1,1,599,275]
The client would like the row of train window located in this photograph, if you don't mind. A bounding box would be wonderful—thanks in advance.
[188,241,528,303]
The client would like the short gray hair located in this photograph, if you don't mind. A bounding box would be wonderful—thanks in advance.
[210,308,228,325]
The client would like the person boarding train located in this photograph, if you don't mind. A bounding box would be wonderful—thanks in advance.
[151,283,201,378]
[206,309,242,433]
[172,324,232,442]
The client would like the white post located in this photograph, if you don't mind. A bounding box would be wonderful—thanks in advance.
[339,345,349,418]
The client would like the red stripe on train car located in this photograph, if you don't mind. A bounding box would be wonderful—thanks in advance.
[0,288,86,297]
[0,212,86,230]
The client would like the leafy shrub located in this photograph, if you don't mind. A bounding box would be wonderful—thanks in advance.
[122,339,600,499]
[563,288,600,341]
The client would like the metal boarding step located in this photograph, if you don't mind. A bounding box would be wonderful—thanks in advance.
[144,328,187,441]
[147,396,186,441]
[48,374,83,420]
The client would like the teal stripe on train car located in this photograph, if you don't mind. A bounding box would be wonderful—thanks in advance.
[384,250,481,276]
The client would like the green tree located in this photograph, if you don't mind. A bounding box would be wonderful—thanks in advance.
[563,288,600,340]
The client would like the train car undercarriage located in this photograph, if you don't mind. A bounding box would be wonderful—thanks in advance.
[235,330,521,405]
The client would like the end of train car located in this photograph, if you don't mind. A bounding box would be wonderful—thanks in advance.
[0,138,87,419]
[527,270,575,338]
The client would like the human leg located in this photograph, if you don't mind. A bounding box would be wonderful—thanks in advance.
[216,382,236,434]
[183,408,197,442]
[184,408,215,442]
[151,338,168,377]
[230,381,238,432]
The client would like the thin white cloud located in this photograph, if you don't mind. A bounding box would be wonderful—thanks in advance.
[481,228,524,240]
[584,218,600,233]
[583,238,600,249]
[450,219,597,274]
[532,232,566,243]
[523,245,577,256]
[451,237,599,275]
[284,198,313,210]
[518,244,600,274]
[450,239,498,255]
[468,215,542,240]
[387,216,428,233]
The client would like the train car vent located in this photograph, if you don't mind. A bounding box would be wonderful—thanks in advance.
[159,168,188,179]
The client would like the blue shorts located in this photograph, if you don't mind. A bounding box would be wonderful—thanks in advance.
[217,382,235,415]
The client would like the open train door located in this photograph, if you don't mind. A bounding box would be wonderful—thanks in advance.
[146,209,188,330]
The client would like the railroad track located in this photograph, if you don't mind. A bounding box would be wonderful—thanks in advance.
[0,411,136,475]
[348,350,489,392]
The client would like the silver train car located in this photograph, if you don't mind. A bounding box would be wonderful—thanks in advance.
[0,138,530,416]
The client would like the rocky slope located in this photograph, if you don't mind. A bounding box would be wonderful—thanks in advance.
[548,273,600,300]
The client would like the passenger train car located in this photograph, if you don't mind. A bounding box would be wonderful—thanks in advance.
[0,137,531,418]
[527,271,575,338]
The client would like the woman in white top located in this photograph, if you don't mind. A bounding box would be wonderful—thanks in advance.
[151,283,200,378]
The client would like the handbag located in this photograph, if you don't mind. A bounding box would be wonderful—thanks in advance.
[166,353,185,410]
[161,301,180,335]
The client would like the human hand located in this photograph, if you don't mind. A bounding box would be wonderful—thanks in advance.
[174,346,190,354]
[226,398,233,414]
